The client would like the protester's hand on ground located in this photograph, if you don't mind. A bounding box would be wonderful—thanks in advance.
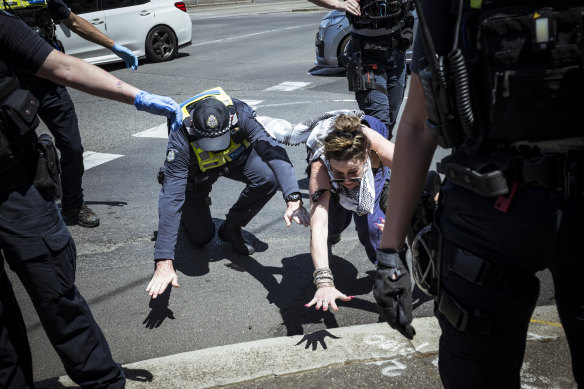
[305,286,353,312]
[146,259,180,299]
[284,200,310,227]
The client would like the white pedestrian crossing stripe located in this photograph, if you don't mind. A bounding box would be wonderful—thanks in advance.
[265,82,310,92]
[133,123,168,139]
[83,151,123,170]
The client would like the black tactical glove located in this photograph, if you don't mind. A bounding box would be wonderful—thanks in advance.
[398,27,414,52]
[374,248,416,339]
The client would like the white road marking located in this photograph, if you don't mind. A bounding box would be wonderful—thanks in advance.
[265,82,311,91]
[189,25,313,47]
[133,123,168,139]
[83,151,123,170]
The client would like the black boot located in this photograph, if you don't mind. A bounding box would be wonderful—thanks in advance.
[61,204,100,228]
[218,222,255,255]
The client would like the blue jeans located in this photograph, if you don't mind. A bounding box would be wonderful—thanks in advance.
[348,40,407,139]
[436,181,584,388]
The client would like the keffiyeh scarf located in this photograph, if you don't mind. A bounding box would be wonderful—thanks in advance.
[257,110,376,216]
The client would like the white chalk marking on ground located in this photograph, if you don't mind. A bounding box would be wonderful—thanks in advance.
[133,123,168,139]
[526,332,557,341]
[83,151,123,170]
[415,342,430,351]
[265,82,311,92]
[380,359,407,377]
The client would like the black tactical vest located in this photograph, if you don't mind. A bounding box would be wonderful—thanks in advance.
[461,0,584,149]
[348,0,413,31]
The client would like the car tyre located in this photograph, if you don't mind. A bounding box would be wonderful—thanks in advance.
[337,35,351,67]
[145,25,177,62]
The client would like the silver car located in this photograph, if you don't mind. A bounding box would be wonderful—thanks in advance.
[315,10,417,68]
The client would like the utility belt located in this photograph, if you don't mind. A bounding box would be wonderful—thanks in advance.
[357,34,402,54]
[0,80,61,196]
[346,38,389,95]
[412,222,533,334]
[437,149,584,200]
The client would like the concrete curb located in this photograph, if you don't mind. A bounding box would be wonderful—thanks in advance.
[56,305,565,388]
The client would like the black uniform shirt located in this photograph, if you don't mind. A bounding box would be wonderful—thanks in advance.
[47,0,71,21]
[0,12,53,73]
[154,99,301,261]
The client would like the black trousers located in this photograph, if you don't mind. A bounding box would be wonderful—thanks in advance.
[436,181,584,388]
[25,77,85,209]
[180,148,279,247]
[0,184,124,388]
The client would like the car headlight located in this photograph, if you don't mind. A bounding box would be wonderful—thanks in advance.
[319,15,345,29]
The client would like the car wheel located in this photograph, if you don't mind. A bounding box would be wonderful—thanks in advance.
[337,35,351,67]
[145,25,177,62]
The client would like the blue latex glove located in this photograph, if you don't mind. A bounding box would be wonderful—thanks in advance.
[134,90,183,132]
[112,43,138,71]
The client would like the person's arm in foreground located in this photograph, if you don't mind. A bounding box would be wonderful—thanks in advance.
[305,160,353,311]
[58,11,138,70]
[373,73,437,339]
[379,74,437,250]
[36,49,181,129]
[308,0,361,16]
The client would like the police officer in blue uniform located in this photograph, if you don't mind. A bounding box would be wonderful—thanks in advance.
[309,0,414,138]
[375,0,584,387]
[6,0,138,228]
[0,10,181,388]
[146,88,310,299]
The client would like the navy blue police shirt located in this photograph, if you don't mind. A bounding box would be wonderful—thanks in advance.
[0,12,54,73]
[47,0,71,21]
[154,99,301,261]
[410,0,456,75]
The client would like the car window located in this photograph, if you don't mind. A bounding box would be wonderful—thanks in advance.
[102,0,149,10]
[66,0,100,14]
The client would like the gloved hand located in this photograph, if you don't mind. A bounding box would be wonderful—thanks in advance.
[112,42,138,71]
[374,248,416,339]
[398,28,414,52]
[134,90,183,132]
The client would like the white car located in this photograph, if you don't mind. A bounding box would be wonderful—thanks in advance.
[56,0,192,65]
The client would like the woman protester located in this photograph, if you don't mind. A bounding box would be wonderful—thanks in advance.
[258,110,395,312]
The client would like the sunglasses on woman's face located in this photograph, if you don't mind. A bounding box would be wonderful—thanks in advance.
[330,176,363,184]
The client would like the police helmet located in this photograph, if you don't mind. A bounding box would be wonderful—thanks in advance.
[190,97,231,151]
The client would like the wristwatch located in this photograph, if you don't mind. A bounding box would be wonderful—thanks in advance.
[284,192,302,203]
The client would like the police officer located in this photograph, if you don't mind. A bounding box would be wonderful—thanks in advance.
[146,87,310,299]
[0,10,181,388]
[3,0,139,228]
[309,0,414,138]
[374,0,584,387]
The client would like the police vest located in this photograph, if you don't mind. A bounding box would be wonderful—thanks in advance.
[1,0,61,50]
[348,0,414,31]
[0,32,40,191]
[458,0,584,149]
[180,87,249,173]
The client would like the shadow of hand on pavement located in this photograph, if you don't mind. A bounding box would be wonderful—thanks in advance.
[143,287,175,329]
[295,329,341,351]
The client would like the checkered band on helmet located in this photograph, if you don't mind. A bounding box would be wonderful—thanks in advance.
[190,97,230,139]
